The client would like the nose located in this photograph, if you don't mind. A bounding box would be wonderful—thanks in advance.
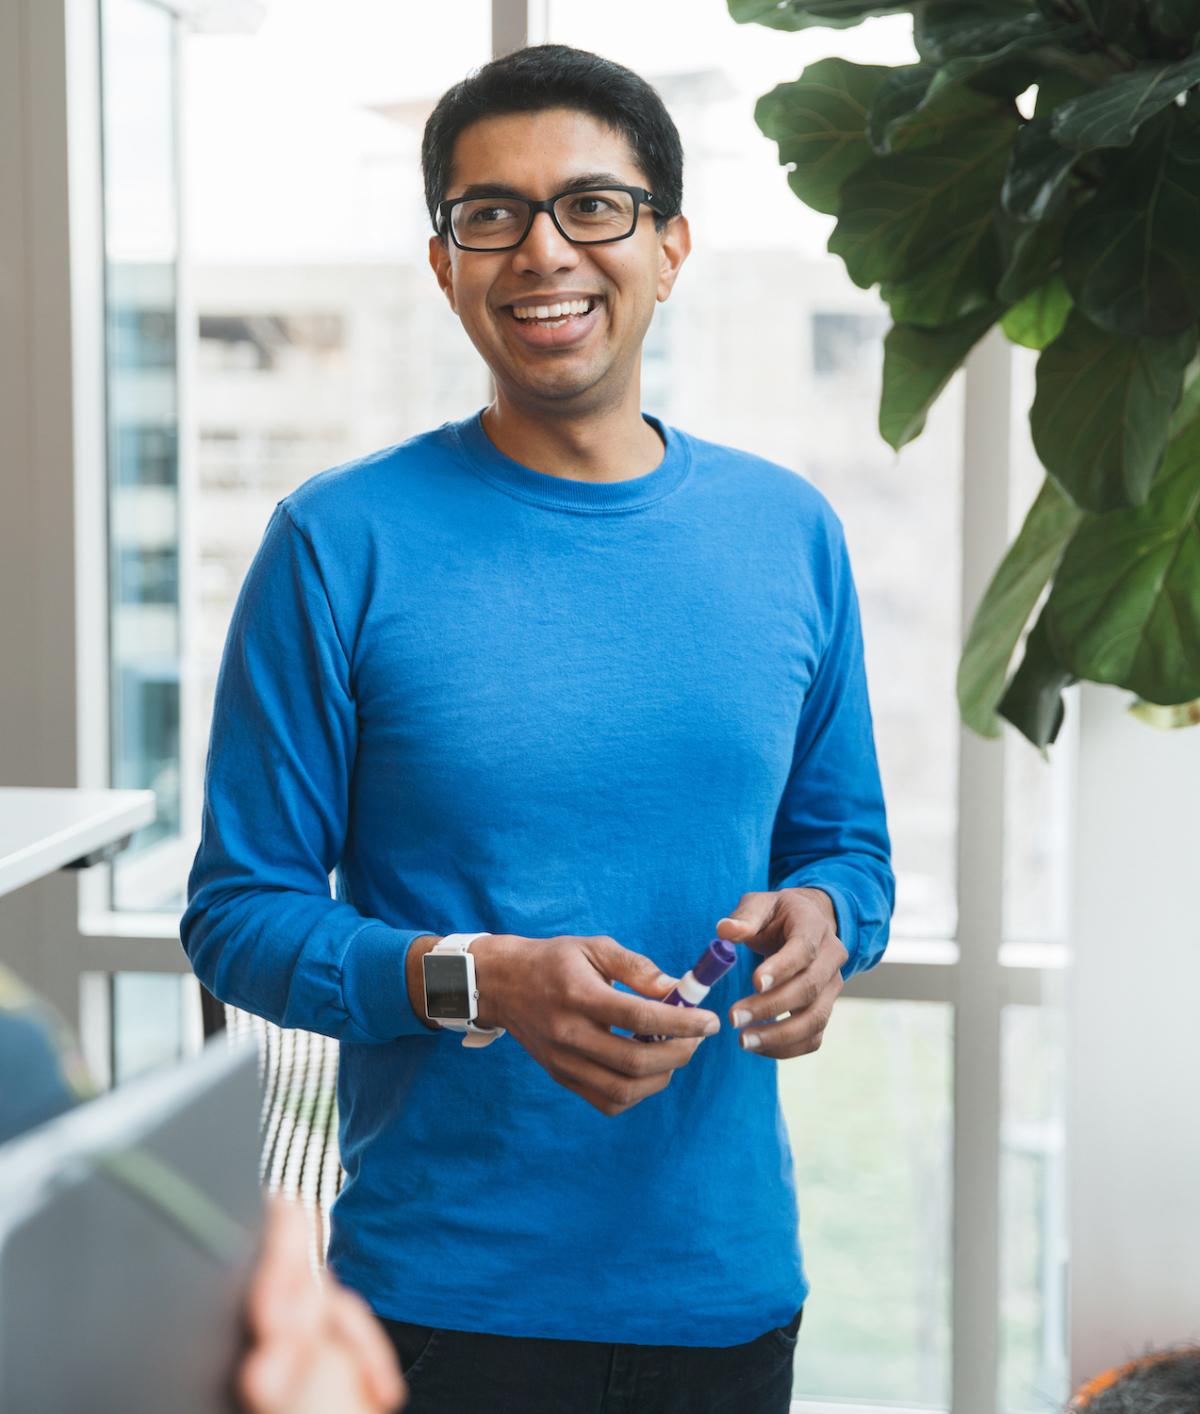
[512,208,580,274]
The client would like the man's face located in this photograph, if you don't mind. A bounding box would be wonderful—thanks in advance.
[428,106,690,412]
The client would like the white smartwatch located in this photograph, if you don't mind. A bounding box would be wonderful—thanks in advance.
[422,933,507,1048]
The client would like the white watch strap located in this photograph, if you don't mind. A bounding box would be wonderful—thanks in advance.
[429,933,506,1047]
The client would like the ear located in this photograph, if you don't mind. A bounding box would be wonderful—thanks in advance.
[428,233,458,314]
[655,213,691,303]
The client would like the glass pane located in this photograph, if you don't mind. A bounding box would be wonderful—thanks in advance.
[1001,1005,1068,1412]
[101,0,183,912]
[546,3,961,941]
[112,973,189,1083]
[181,0,492,899]
[780,1000,953,1406]
[1004,345,1075,949]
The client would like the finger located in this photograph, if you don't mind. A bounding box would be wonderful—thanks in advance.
[729,949,841,1030]
[586,935,678,999]
[600,990,721,1039]
[544,1043,676,1115]
[562,1021,705,1077]
[715,891,781,947]
[238,1342,301,1414]
[327,1287,407,1410]
[246,1198,321,1340]
[738,1000,835,1058]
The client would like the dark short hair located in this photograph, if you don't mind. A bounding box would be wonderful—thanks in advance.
[1069,1348,1200,1413]
[421,43,684,239]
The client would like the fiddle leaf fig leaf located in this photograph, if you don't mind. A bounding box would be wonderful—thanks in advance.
[1128,697,1200,728]
[879,304,1002,449]
[1002,117,1083,222]
[1145,0,1200,41]
[829,110,1016,290]
[1076,0,1138,43]
[1031,310,1197,511]
[868,14,1086,153]
[1051,51,1200,149]
[997,607,1076,751]
[914,1,1045,65]
[728,0,913,29]
[1000,274,1073,349]
[1044,403,1200,702]
[754,60,892,216]
[1062,110,1200,337]
[958,476,1084,737]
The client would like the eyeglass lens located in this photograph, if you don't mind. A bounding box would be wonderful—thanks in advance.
[452,190,637,248]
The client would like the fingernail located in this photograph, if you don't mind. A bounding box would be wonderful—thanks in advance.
[655,974,675,989]
[703,1016,720,1035]
[742,1031,761,1050]
[718,918,743,928]
[732,1009,751,1028]
[758,973,774,992]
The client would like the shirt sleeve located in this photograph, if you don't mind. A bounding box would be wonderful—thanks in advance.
[179,501,437,1042]
[767,514,896,979]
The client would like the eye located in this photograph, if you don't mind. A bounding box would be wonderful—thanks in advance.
[468,204,515,225]
[569,195,617,215]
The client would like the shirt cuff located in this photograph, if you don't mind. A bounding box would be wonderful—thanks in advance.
[341,923,440,1040]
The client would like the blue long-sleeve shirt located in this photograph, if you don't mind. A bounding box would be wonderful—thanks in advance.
[180,406,894,1345]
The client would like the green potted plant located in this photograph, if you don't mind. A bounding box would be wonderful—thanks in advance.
[730,0,1200,749]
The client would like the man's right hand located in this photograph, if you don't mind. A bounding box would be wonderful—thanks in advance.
[409,933,719,1116]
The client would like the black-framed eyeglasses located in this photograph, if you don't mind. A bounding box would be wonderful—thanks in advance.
[437,185,663,252]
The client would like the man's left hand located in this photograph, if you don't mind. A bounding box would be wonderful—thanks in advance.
[715,888,849,1059]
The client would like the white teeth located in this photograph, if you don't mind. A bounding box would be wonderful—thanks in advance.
[511,297,595,320]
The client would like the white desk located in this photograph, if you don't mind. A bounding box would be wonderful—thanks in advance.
[0,788,157,900]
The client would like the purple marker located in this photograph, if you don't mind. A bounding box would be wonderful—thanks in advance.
[634,937,737,1043]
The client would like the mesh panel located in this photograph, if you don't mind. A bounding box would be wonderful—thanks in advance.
[224,1007,344,1272]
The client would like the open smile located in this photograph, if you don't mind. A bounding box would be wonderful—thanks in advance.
[501,295,604,350]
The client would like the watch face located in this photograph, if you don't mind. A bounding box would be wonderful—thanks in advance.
[423,953,472,1020]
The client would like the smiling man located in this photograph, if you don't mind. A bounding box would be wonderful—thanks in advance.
[182,42,894,1414]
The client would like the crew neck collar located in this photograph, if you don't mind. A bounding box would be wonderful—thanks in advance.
[448,405,691,514]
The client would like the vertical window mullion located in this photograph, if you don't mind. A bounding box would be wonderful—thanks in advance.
[952,328,1013,1414]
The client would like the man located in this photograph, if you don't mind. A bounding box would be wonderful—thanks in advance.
[0,965,405,1414]
[181,41,894,1414]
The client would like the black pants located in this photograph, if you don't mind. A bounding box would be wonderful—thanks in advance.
[379,1306,803,1414]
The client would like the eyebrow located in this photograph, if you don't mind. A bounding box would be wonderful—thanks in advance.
[453,171,634,200]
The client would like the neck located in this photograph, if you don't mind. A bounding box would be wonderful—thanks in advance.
[480,382,665,483]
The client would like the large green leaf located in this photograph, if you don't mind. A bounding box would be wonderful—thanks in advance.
[879,221,1003,326]
[1128,697,1200,728]
[914,0,1047,65]
[1000,273,1073,349]
[1001,117,1083,222]
[1051,51,1200,148]
[868,15,1087,152]
[1076,0,1138,43]
[754,60,892,216]
[1044,403,1200,702]
[958,476,1085,737]
[1061,110,1200,338]
[878,304,1002,449]
[995,202,1071,303]
[1031,309,1197,510]
[728,0,913,29]
[997,607,1076,750]
[829,110,1017,290]
[1146,0,1200,41]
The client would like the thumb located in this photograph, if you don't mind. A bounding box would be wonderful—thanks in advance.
[716,893,777,940]
[588,936,676,998]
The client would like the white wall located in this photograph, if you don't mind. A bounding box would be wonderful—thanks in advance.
[1069,682,1200,1385]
